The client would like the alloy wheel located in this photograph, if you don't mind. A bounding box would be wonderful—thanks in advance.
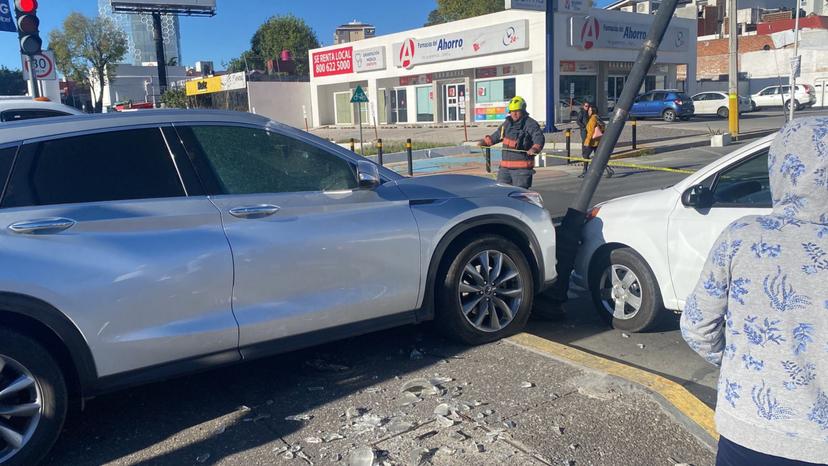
[598,264,643,320]
[457,250,524,333]
[0,355,42,463]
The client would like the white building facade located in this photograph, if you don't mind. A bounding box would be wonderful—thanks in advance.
[308,6,696,127]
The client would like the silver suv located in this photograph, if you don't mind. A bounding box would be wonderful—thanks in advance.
[0,110,556,464]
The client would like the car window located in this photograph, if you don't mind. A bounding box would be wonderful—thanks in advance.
[0,146,17,201]
[2,128,185,208]
[651,92,667,101]
[692,94,706,101]
[0,109,72,122]
[184,125,358,195]
[760,87,777,96]
[711,149,772,208]
[635,94,652,102]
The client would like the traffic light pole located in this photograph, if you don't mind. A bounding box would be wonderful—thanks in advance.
[542,0,681,310]
[26,55,39,98]
[543,0,558,132]
[727,0,739,137]
[152,12,168,95]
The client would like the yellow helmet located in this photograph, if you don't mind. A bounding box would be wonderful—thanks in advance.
[508,96,527,112]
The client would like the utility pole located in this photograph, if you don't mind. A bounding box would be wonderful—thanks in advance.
[542,0,682,311]
[789,0,801,121]
[728,0,739,137]
[26,55,39,98]
[543,0,558,132]
[152,12,168,96]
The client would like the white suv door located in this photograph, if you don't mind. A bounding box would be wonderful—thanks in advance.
[691,93,714,115]
[175,124,422,353]
[754,86,781,108]
[0,127,238,377]
[666,147,773,307]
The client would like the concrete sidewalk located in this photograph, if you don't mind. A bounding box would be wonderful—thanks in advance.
[47,327,715,465]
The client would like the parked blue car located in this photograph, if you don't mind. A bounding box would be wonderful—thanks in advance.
[630,90,695,122]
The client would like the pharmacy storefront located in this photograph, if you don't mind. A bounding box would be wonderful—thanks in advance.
[308,3,696,127]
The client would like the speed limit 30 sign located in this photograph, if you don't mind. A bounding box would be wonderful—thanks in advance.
[22,50,56,80]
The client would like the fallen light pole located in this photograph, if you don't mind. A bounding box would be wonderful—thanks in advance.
[541,0,682,312]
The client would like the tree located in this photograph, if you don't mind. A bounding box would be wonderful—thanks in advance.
[160,87,188,108]
[49,13,127,113]
[425,0,504,26]
[0,67,26,95]
[250,15,319,77]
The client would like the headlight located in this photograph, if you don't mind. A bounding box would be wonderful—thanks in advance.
[509,191,544,209]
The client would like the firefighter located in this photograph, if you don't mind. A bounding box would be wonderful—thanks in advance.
[479,96,545,189]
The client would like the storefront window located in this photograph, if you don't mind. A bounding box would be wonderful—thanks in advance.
[416,86,434,122]
[474,78,516,122]
[335,92,352,125]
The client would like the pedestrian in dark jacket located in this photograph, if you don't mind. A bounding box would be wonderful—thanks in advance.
[576,101,591,142]
[479,96,544,189]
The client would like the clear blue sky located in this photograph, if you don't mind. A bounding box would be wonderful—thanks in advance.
[0,0,438,70]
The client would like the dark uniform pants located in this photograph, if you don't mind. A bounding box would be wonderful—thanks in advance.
[716,436,826,466]
[497,168,534,189]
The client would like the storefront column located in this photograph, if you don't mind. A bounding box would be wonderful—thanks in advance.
[367,79,379,127]
[310,85,321,128]
[464,76,472,125]
[432,81,442,124]
[597,62,609,116]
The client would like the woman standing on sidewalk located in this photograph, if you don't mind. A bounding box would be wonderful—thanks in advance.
[579,105,614,179]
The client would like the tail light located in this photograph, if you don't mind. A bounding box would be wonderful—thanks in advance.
[674,99,683,105]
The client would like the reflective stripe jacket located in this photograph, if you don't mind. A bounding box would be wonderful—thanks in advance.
[482,113,545,169]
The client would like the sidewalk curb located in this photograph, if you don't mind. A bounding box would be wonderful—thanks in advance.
[506,333,718,450]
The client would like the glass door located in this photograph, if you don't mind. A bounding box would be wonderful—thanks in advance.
[390,89,408,123]
[334,92,352,125]
[443,84,466,122]
[608,76,626,111]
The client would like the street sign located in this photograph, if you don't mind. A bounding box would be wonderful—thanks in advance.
[569,82,575,99]
[350,85,369,103]
[791,55,802,78]
[22,50,55,80]
[0,0,16,32]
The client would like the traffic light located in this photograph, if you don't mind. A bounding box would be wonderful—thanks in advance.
[14,0,41,56]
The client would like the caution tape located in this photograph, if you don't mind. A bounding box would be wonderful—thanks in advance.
[476,145,696,175]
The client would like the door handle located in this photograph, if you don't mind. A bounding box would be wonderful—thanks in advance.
[228,204,281,219]
[8,217,76,234]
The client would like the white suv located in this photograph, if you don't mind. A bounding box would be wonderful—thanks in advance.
[751,84,816,111]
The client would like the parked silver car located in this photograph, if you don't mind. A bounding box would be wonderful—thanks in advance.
[0,110,556,464]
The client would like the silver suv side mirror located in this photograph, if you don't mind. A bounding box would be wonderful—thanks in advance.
[357,160,381,190]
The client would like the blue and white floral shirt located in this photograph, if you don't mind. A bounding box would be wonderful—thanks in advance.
[681,117,828,463]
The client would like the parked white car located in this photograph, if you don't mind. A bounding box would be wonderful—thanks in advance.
[573,134,775,332]
[0,97,83,122]
[690,92,752,118]
[751,84,816,111]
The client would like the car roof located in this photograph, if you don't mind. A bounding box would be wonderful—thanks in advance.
[0,100,84,114]
[0,109,273,146]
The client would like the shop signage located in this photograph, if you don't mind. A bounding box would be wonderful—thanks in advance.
[399,74,432,86]
[505,0,546,10]
[570,16,689,52]
[185,71,246,96]
[560,60,597,73]
[354,47,386,73]
[558,0,587,12]
[393,20,529,69]
[312,46,353,77]
[475,102,508,121]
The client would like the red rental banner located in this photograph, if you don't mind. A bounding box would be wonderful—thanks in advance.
[312,46,354,77]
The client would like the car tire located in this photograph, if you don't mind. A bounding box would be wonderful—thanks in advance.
[717,107,729,119]
[588,247,665,333]
[0,328,67,466]
[785,100,800,111]
[437,235,534,345]
[662,109,676,122]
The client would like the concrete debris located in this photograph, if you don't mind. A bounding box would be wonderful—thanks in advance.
[552,425,565,435]
[333,453,342,462]
[410,349,424,360]
[324,433,346,442]
[569,443,580,450]
[437,446,456,456]
[385,418,415,434]
[400,378,441,397]
[196,453,211,463]
[345,447,378,466]
[306,358,350,372]
[305,437,323,444]
[433,403,452,416]
[435,415,457,428]
[621,333,630,338]
[399,391,422,406]
[345,407,365,420]
[520,381,535,388]
[272,446,288,455]
[290,445,302,452]
[449,430,470,442]
[285,414,313,422]
[408,447,436,466]
[284,451,295,460]
[297,451,313,464]
[564,460,575,466]
[430,375,453,385]
[503,419,518,429]
[483,409,495,416]
[637,343,646,349]
[475,442,485,453]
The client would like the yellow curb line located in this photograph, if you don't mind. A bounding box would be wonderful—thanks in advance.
[507,332,718,441]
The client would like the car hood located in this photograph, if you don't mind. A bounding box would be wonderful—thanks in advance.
[769,117,828,224]
[394,174,515,200]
